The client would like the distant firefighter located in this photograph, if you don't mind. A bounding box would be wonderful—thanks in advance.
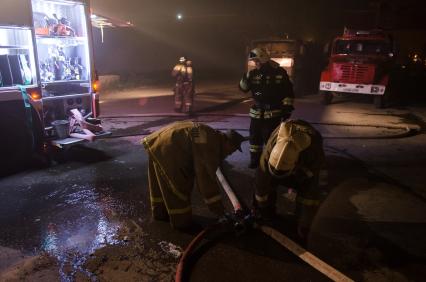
[240,48,294,169]
[172,56,195,113]
[142,121,245,229]
[254,119,325,240]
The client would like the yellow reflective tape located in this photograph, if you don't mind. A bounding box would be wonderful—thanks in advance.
[249,113,261,119]
[282,97,294,105]
[141,137,149,147]
[249,108,262,118]
[168,205,192,215]
[145,145,188,202]
[255,194,269,202]
[205,194,222,205]
[250,144,262,153]
[297,197,321,206]
[264,109,284,119]
[150,196,164,203]
[153,162,188,201]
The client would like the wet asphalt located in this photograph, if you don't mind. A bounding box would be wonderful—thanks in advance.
[1,85,426,281]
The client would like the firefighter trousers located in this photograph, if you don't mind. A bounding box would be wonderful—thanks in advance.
[255,171,322,229]
[148,158,193,228]
[174,81,194,113]
[249,116,282,155]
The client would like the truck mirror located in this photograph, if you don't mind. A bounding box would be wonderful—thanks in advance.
[323,42,330,55]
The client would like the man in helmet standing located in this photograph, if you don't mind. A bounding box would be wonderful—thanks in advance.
[142,121,245,229]
[239,48,295,169]
[254,119,325,240]
[172,56,194,114]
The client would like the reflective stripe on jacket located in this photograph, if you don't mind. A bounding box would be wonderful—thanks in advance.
[142,121,227,213]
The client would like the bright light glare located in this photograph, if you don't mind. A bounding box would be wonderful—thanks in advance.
[177,13,183,20]
[272,57,294,68]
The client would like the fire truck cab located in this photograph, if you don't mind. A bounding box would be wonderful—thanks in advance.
[319,29,395,108]
[246,36,317,96]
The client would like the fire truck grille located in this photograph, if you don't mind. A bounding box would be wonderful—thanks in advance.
[333,63,375,84]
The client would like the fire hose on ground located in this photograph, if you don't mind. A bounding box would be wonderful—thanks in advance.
[175,168,355,282]
[101,114,420,140]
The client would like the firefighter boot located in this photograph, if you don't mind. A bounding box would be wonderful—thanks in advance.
[248,152,261,169]
[252,191,277,222]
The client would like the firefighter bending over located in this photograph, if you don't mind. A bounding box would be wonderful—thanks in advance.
[239,48,294,169]
[142,121,245,229]
[172,56,195,113]
[254,120,325,239]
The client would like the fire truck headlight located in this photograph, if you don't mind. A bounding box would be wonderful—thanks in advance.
[272,58,294,68]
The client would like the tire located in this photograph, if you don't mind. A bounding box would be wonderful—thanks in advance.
[30,107,51,168]
[374,95,386,109]
[374,86,392,109]
[0,104,33,175]
[321,91,333,105]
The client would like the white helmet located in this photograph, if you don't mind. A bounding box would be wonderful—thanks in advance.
[248,48,270,64]
[268,122,312,176]
[179,56,186,63]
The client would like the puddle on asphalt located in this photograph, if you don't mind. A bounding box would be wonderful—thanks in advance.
[39,184,124,281]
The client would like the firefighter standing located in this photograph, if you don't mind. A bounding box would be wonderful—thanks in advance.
[172,56,195,113]
[142,121,245,229]
[254,119,325,239]
[239,48,295,169]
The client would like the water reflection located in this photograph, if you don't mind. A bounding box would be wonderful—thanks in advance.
[41,184,122,280]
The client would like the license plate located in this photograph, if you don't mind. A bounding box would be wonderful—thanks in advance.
[342,88,359,93]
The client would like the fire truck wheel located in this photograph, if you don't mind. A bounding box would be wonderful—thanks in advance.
[321,91,333,105]
[374,88,391,108]
[0,108,33,175]
[374,85,394,109]
[374,95,386,108]
[30,107,51,168]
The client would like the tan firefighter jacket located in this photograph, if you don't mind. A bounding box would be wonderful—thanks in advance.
[142,121,229,215]
[256,120,325,227]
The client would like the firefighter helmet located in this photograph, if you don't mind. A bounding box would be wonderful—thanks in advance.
[179,56,186,63]
[268,122,311,176]
[248,48,270,64]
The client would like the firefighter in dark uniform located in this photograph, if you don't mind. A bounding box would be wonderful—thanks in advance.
[142,121,245,229]
[239,48,294,169]
[254,119,325,239]
[172,56,194,113]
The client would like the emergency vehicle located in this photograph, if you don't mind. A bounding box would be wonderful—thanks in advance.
[319,28,395,108]
[247,37,314,96]
[0,0,105,173]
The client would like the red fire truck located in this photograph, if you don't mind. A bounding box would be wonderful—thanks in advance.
[319,29,395,108]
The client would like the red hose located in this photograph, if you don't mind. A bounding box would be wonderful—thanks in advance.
[175,226,212,282]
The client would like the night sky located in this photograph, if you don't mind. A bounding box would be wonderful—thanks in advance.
[90,0,426,76]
